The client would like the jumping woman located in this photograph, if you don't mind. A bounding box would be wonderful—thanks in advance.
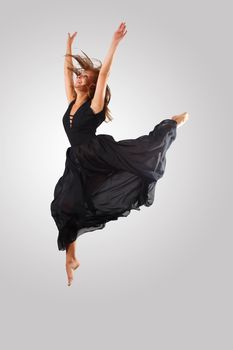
[50,22,189,286]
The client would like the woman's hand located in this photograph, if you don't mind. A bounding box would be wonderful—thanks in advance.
[67,32,77,46]
[112,22,127,44]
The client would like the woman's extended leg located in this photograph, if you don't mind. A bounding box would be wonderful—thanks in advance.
[66,241,80,286]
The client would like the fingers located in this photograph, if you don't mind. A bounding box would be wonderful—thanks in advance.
[118,22,127,36]
[119,21,126,28]
[67,31,77,39]
[72,31,77,39]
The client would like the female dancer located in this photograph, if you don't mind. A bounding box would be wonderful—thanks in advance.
[50,22,189,286]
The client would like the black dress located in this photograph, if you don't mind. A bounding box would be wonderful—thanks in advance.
[50,98,177,251]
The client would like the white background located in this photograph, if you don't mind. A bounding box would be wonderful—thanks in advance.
[1,0,232,349]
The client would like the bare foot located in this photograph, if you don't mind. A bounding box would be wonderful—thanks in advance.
[66,257,80,286]
[171,112,189,128]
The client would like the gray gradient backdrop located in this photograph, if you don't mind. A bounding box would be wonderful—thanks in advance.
[1,0,232,349]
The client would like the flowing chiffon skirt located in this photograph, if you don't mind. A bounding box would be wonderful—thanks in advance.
[50,118,177,250]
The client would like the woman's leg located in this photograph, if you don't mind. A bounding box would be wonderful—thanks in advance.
[66,241,80,286]
[66,240,77,259]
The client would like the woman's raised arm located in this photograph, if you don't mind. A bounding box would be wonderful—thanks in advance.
[91,22,127,112]
[64,32,77,103]
[99,22,127,76]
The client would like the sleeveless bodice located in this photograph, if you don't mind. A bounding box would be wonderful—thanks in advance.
[62,98,105,146]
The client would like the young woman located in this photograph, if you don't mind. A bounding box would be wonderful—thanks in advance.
[50,22,189,286]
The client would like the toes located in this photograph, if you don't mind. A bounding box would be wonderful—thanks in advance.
[67,278,73,286]
[67,275,73,286]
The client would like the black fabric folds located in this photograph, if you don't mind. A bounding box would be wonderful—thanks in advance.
[50,99,177,251]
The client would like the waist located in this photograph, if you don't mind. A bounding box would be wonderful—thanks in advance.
[68,133,96,146]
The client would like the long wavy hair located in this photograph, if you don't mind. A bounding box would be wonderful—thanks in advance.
[64,50,113,122]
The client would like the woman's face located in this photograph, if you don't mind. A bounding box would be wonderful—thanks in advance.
[74,70,93,89]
